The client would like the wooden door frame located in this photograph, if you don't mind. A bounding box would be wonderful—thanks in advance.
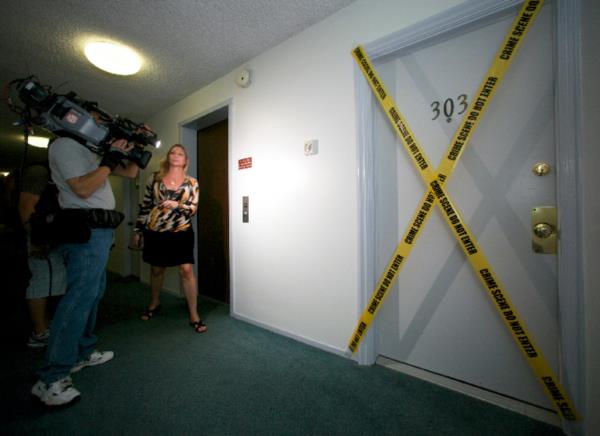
[196,119,230,303]
[355,0,583,428]
[180,102,233,309]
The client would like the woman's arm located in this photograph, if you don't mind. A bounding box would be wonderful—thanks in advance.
[134,175,156,233]
[175,178,199,218]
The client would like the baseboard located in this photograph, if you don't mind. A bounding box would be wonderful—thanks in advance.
[231,312,349,358]
[162,286,183,297]
[376,356,561,428]
[136,275,183,298]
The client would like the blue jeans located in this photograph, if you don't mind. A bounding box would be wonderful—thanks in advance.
[39,228,113,384]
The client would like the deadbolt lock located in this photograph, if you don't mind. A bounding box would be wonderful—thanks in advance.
[531,207,557,254]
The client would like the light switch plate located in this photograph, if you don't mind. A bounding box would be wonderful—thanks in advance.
[304,139,318,156]
[242,196,249,223]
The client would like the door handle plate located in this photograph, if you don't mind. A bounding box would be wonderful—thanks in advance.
[531,206,557,254]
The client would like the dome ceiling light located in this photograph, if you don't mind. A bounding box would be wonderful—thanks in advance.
[84,41,142,75]
[27,136,50,148]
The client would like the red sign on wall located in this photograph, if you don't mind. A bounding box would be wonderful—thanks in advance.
[238,157,252,170]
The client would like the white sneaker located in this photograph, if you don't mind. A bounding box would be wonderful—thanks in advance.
[27,330,50,348]
[31,377,81,406]
[71,350,114,373]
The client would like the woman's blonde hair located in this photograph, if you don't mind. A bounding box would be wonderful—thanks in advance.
[156,144,189,181]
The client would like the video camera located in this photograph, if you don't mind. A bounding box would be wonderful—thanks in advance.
[7,76,160,169]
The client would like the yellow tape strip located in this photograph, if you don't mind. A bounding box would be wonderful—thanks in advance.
[349,0,541,351]
[349,0,579,420]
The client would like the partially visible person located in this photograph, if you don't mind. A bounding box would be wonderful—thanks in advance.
[18,164,66,348]
[31,129,141,406]
[131,144,207,333]
[0,170,31,346]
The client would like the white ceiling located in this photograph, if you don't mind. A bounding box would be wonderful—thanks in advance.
[0,0,355,170]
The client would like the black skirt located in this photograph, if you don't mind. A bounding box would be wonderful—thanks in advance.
[142,228,195,267]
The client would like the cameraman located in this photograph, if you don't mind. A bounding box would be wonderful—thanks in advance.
[31,130,140,406]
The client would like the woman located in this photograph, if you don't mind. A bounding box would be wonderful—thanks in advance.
[132,144,206,333]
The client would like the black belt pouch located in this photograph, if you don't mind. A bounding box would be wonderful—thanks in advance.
[88,209,125,229]
[55,209,91,244]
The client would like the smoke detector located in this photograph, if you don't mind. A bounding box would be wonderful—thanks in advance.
[236,69,252,88]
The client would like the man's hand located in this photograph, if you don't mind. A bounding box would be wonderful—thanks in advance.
[136,124,153,136]
[112,138,134,152]
[100,139,133,171]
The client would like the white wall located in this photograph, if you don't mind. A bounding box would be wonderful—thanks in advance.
[581,0,599,434]
[101,0,597,431]
[106,174,129,275]
[118,0,598,431]
[139,0,464,353]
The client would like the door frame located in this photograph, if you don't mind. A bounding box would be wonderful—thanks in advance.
[180,101,233,311]
[196,117,230,303]
[355,0,583,426]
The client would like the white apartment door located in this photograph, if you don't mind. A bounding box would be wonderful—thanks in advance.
[373,3,558,410]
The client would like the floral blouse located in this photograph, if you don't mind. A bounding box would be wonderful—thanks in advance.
[134,173,199,233]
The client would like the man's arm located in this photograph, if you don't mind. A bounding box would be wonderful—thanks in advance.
[66,166,112,199]
[112,160,139,178]
[18,191,40,225]
[67,160,139,198]
[66,138,138,198]
[19,190,50,258]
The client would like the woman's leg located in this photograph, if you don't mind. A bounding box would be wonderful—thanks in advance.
[179,263,200,323]
[143,265,165,317]
[26,256,52,335]
[27,298,48,334]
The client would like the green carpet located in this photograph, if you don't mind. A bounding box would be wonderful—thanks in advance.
[1,275,564,435]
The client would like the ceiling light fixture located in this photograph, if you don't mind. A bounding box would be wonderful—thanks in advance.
[84,41,142,75]
[27,136,50,148]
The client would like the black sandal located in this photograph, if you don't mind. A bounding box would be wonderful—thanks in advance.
[141,305,161,320]
[189,320,207,333]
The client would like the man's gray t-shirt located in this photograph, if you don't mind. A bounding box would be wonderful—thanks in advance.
[49,137,115,209]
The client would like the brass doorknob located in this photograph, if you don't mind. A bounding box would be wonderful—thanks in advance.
[532,162,551,176]
[533,222,554,239]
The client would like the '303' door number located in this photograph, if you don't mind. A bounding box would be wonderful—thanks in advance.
[431,94,468,123]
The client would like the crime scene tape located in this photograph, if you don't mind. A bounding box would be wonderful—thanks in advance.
[348,0,579,420]
[349,0,542,352]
